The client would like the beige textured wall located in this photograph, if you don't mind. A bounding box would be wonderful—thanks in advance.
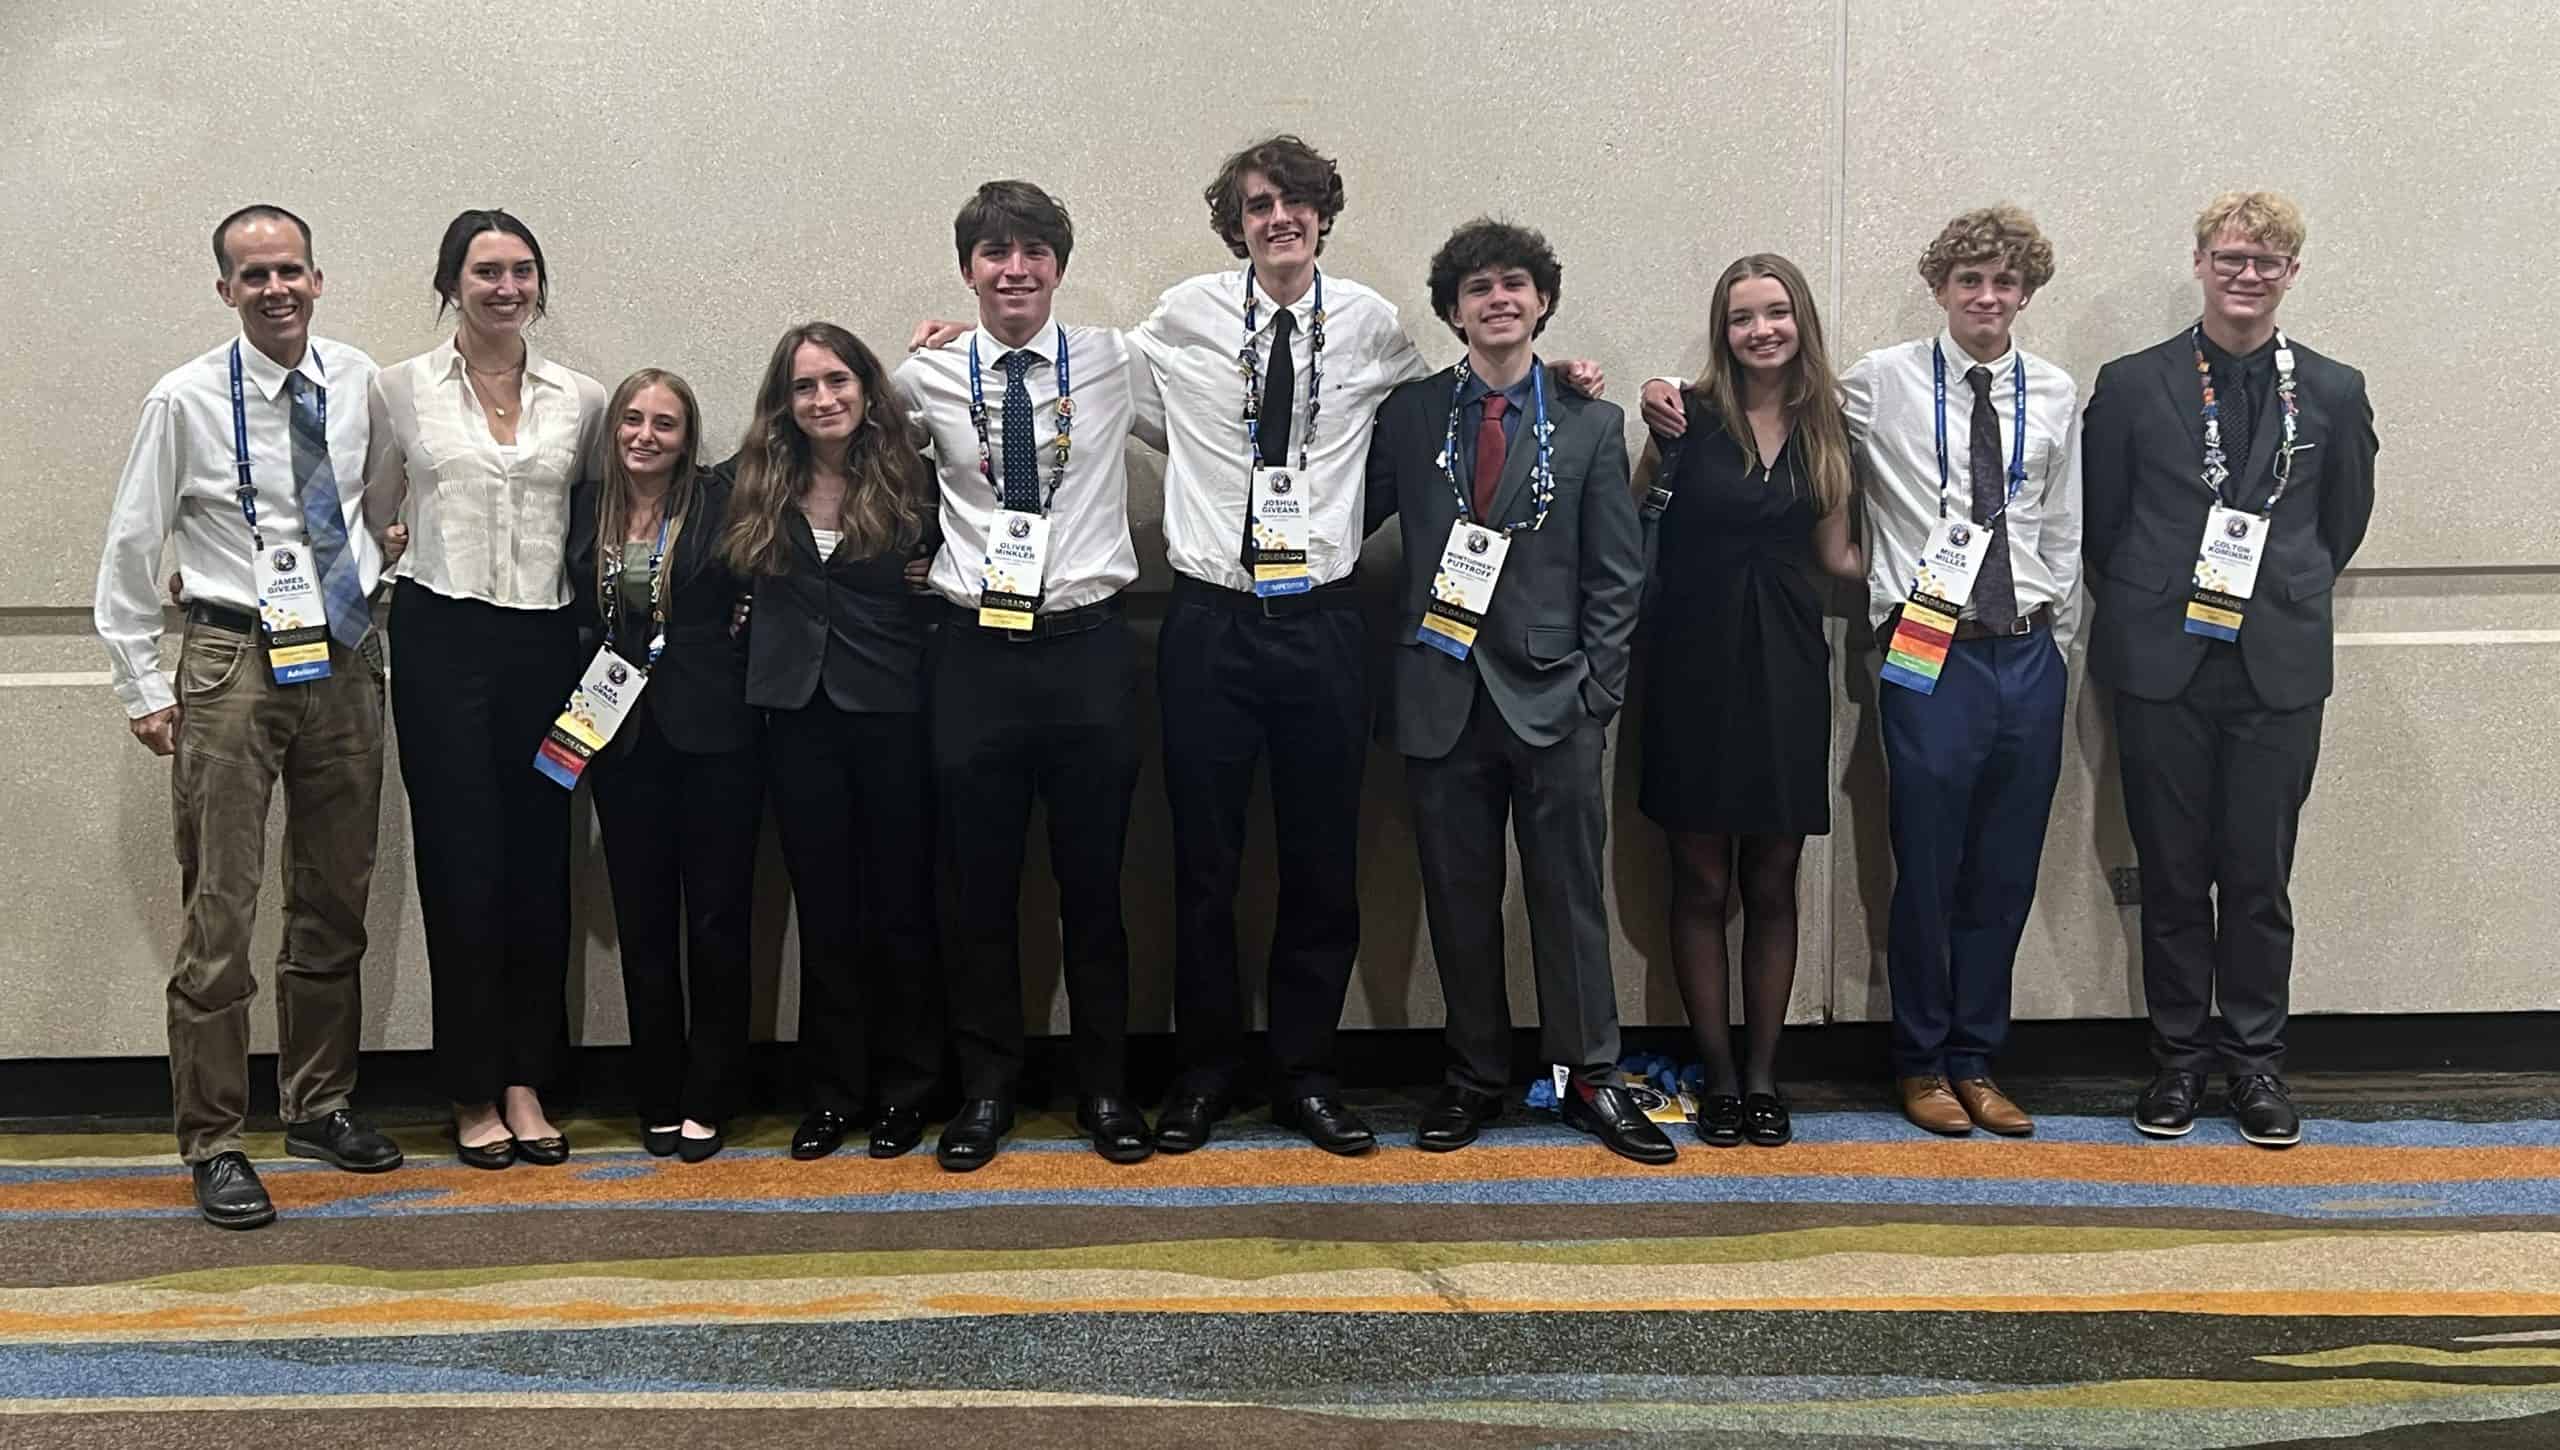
[4,1,2552,1060]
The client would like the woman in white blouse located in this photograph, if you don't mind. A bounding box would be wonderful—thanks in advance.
[365,209,606,1170]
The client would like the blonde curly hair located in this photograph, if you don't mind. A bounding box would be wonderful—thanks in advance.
[1917,204,2055,295]
[2193,190,2307,255]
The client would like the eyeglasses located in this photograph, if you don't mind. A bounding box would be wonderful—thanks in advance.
[2208,250,2296,281]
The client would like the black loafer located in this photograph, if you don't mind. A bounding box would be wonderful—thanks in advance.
[792,1109,854,1161]
[455,1129,515,1170]
[869,1106,926,1159]
[2230,1073,2302,1148]
[641,1125,681,1158]
[191,1151,276,1230]
[1414,1085,1504,1152]
[2134,1069,2206,1138]
[1559,1081,1679,1165]
[1694,1093,1745,1148]
[284,1109,404,1173]
[1272,1094,1377,1156]
[935,1099,1014,1172]
[1076,1096,1156,1164]
[675,1126,724,1164]
[1741,1091,1793,1147]
[514,1134,570,1167]
[1152,1093,1229,1155]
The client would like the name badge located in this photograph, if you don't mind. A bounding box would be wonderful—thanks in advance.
[1417,521,1510,660]
[534,645,649,789]
[253,544,333,685]
[1248,467,1312,597]
[979,509,1050,630]
[2185,504,2267,641]
[1879,516,1989,695]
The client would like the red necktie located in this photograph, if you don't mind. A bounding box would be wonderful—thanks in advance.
[1473,392,1509,521]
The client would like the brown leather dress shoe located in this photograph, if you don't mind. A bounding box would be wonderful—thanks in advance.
[1899,1075,1973,1136]
[1952,1077,2034,1137]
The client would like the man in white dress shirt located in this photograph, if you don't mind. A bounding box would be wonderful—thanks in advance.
[893,180,1167,1173]
[93,205,405,1229]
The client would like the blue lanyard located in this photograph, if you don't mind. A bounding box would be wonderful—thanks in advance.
[1439,359,1555,533]
[1241,266,1323,471]
[967,325,1072,513]
[600,513,671,670]
[227,340,328,547]
[1931,342,2027,524]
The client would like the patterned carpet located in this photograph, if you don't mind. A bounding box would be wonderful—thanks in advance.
[6,1082,2559,1448]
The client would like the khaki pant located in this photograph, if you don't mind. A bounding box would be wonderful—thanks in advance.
[168,616,383,1162]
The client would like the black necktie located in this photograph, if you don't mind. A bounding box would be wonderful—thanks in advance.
[2221,362,2254,498]
[1967,365,2017,632]
[1242,308,1297,565]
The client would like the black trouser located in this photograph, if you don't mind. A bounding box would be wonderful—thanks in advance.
[930,610,1140,1101]
[389,581,580,1105]
[2114,645,2325,1078]
[588,706,761,1126]
[765,698,941,1115]
[1157,577,1368,1102]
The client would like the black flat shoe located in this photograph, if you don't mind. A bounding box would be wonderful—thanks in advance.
[869,1106,926,1159]
[1694,1093,1745,1148]
[455,1132,515,1170]
[284,1109,404,1173]
[1414,1085,1504,1152]
[675,1127,724,1164]
[1272,1094,1377,1156]
[1741,1091,1792,1147]
[191,1151,276,1230]
[793,1109,854,1161]
[641,1125,681,1158]
[1152,1093,1229,1155]
[1559,1081,1678,1165]
[515,1135,570,1167]
[935,1099,1014,1173]
[1076,1096,1156,1164]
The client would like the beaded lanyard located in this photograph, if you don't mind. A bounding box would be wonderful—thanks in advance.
[967,325,1073,512]
[1239,266,1323,469]
[598,513,669,669]
[2193,325,2299,511]
[1437,358,1555,533]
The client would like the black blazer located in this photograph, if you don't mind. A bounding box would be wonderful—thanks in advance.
[566,472,758,755]
[723,458,938,715]
[2083,329,2377,711]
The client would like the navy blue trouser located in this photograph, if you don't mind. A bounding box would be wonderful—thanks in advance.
[1879,628,2066,1080]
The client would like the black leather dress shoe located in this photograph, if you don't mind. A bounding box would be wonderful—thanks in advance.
[2134,1069,2206,1138]
[869,1106,926,1159]
[1560,1081,1679,1165]
[1741,1091,1793,1148]
[191,1151,275,1230]
[2230,1073,2303,1147]
[1272,1095,1377,1155]
[642,1125,680,1158]
[935,1099,1014,1173]
[675,1126,724,1163]
[1694,1093,1745,1148]
[284,1109,404,1172]
[1077,1096,1156,1164]
[1152,1093,1229,1155]
[792,1109,854,1161]
[1415,1085,1504,1152]
[515,1134,571,1167]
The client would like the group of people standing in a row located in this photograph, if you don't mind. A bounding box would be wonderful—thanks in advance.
[97,135,2374,1232]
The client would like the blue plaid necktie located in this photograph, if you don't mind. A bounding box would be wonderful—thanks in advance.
[289,374,371,651]
[999,350,1040,513]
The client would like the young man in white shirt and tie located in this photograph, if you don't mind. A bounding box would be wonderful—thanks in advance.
[893,181,1167,1173]
[93,205,406,1228]
[1645,204,2083,1139]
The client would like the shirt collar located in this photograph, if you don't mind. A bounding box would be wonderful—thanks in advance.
[1458,358,1542,410]
[1243,268,1320,337]
[431,332,574,391]
[1935,329,2019,380]
[234,333,327,402]
[971,321,1063,368]
[2196,326,2279,371]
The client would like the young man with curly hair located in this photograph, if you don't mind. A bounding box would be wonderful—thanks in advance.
[2084,191,2377,1148]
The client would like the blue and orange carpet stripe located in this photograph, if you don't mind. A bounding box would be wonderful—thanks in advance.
[5,1096,2559,1447]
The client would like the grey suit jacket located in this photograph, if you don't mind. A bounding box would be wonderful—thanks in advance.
[1365,364,1641,759]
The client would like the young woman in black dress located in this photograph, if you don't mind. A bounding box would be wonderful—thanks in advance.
[1638,253,1862,1148]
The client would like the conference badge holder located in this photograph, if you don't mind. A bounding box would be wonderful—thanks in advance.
[2183,504,2266,641]
[253,545,333,685]
[1878,516,1988,695]
[978,509,1051,630]
[1416,520,1510,660]
[1248,466,1311,597]
[534,646,649,789]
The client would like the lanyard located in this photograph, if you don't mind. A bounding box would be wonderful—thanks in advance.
[1240,266,1323,471]
[1439,358,1555,533]
[967,325,1073,513]
[599,513,670,670]
[1931,342,2027,524]
[2193,325,2299,512]
[227,340,328,548]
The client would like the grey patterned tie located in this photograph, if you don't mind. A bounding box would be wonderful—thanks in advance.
[1966,365,2017,632]
[289,374,372,652]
